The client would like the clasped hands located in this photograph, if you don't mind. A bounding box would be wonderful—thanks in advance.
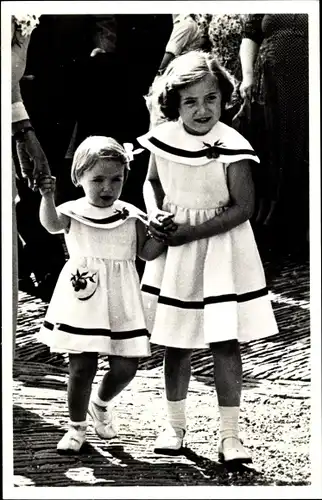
[37,173,56,197]
[148,210,195,247]
[16,130,51,191]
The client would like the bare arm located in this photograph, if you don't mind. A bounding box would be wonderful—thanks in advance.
[239,38,260,78]
[39,175,70,233]
[40,195,70,234]
[239,14,263,99]
[136,219,166,261]
[158,52,175,73]
[143,154,166,214]
[239,38,260,99]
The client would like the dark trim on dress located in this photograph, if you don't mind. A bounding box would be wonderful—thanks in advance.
[148,136,258,159]
[70,209,129,225]
[43,321,150,339]
[141,284,268,309]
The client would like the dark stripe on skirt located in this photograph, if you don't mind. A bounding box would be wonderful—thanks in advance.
[141,284,269,309]
[159,296,204,309]
[43,321,150,339]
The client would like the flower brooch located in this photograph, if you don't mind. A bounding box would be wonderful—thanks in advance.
[203,140,224,159]
[114,207,129,220]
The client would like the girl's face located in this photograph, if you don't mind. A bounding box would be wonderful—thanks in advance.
[178,73,222,135]
[79,160,125,207]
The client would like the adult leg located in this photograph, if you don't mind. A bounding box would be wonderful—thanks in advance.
[154,347,193,454]
[210,339,252,463]
[88,356,139,439]
[57,352,98,453]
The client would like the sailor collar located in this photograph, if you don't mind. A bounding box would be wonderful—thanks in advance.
[58,198,148,229]
[137,120,260,166]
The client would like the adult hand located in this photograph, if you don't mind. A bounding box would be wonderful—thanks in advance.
[239,73,254,100]
[15,130,51,191]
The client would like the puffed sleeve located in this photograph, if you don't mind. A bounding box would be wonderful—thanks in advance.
[242,14,265,45]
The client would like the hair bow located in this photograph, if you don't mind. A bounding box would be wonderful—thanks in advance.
[123,143,144,162]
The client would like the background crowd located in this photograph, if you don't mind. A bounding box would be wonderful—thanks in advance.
[12,13,309,303]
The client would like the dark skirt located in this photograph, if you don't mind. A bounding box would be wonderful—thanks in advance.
[252,16,309,254]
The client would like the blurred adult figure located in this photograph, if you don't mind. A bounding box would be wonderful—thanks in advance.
[206,14,246,127]
[20,14,173,282]
[23,14,172,209]
[147,14,210,128]
[239,14,309,258]
[11,14,56,353]
[157,14,210,75]
[208,14,244,83]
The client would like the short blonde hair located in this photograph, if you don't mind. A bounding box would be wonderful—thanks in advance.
[71,136,130,186]
[155,50,235,121]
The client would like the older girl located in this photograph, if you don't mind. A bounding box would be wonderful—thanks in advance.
[137,51,278,464]
[37,136,166,454]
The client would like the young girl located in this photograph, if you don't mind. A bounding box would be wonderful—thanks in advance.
[37,136,167,454]
[137,51,278,464]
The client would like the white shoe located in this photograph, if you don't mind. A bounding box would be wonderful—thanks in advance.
[218,436,252,464]
[88,400,117,439]
[154,426,185,455]
[57,424,87,454]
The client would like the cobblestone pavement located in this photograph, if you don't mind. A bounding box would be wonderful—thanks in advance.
[10,254,316,492]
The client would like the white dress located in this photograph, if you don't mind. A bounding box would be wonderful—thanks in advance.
[37,198,151,357]
[137,120,279,348]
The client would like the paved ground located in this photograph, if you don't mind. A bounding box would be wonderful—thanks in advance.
[10,253,316,492]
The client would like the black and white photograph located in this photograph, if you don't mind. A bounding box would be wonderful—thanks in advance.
[1,1,321,498]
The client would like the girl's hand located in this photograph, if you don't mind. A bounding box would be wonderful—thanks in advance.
[149,210,177,232]
[166,223,196,247]
[149,209,174,224]
[38,174,56,197]
[148,221,169,243]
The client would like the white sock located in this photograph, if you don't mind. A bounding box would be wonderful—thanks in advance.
[92,393,109,408]
[218,406,240,441]
[70,419,87,430]
[166,399,187,430]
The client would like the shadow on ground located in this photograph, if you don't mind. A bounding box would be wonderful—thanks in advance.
[13,405,265,487]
